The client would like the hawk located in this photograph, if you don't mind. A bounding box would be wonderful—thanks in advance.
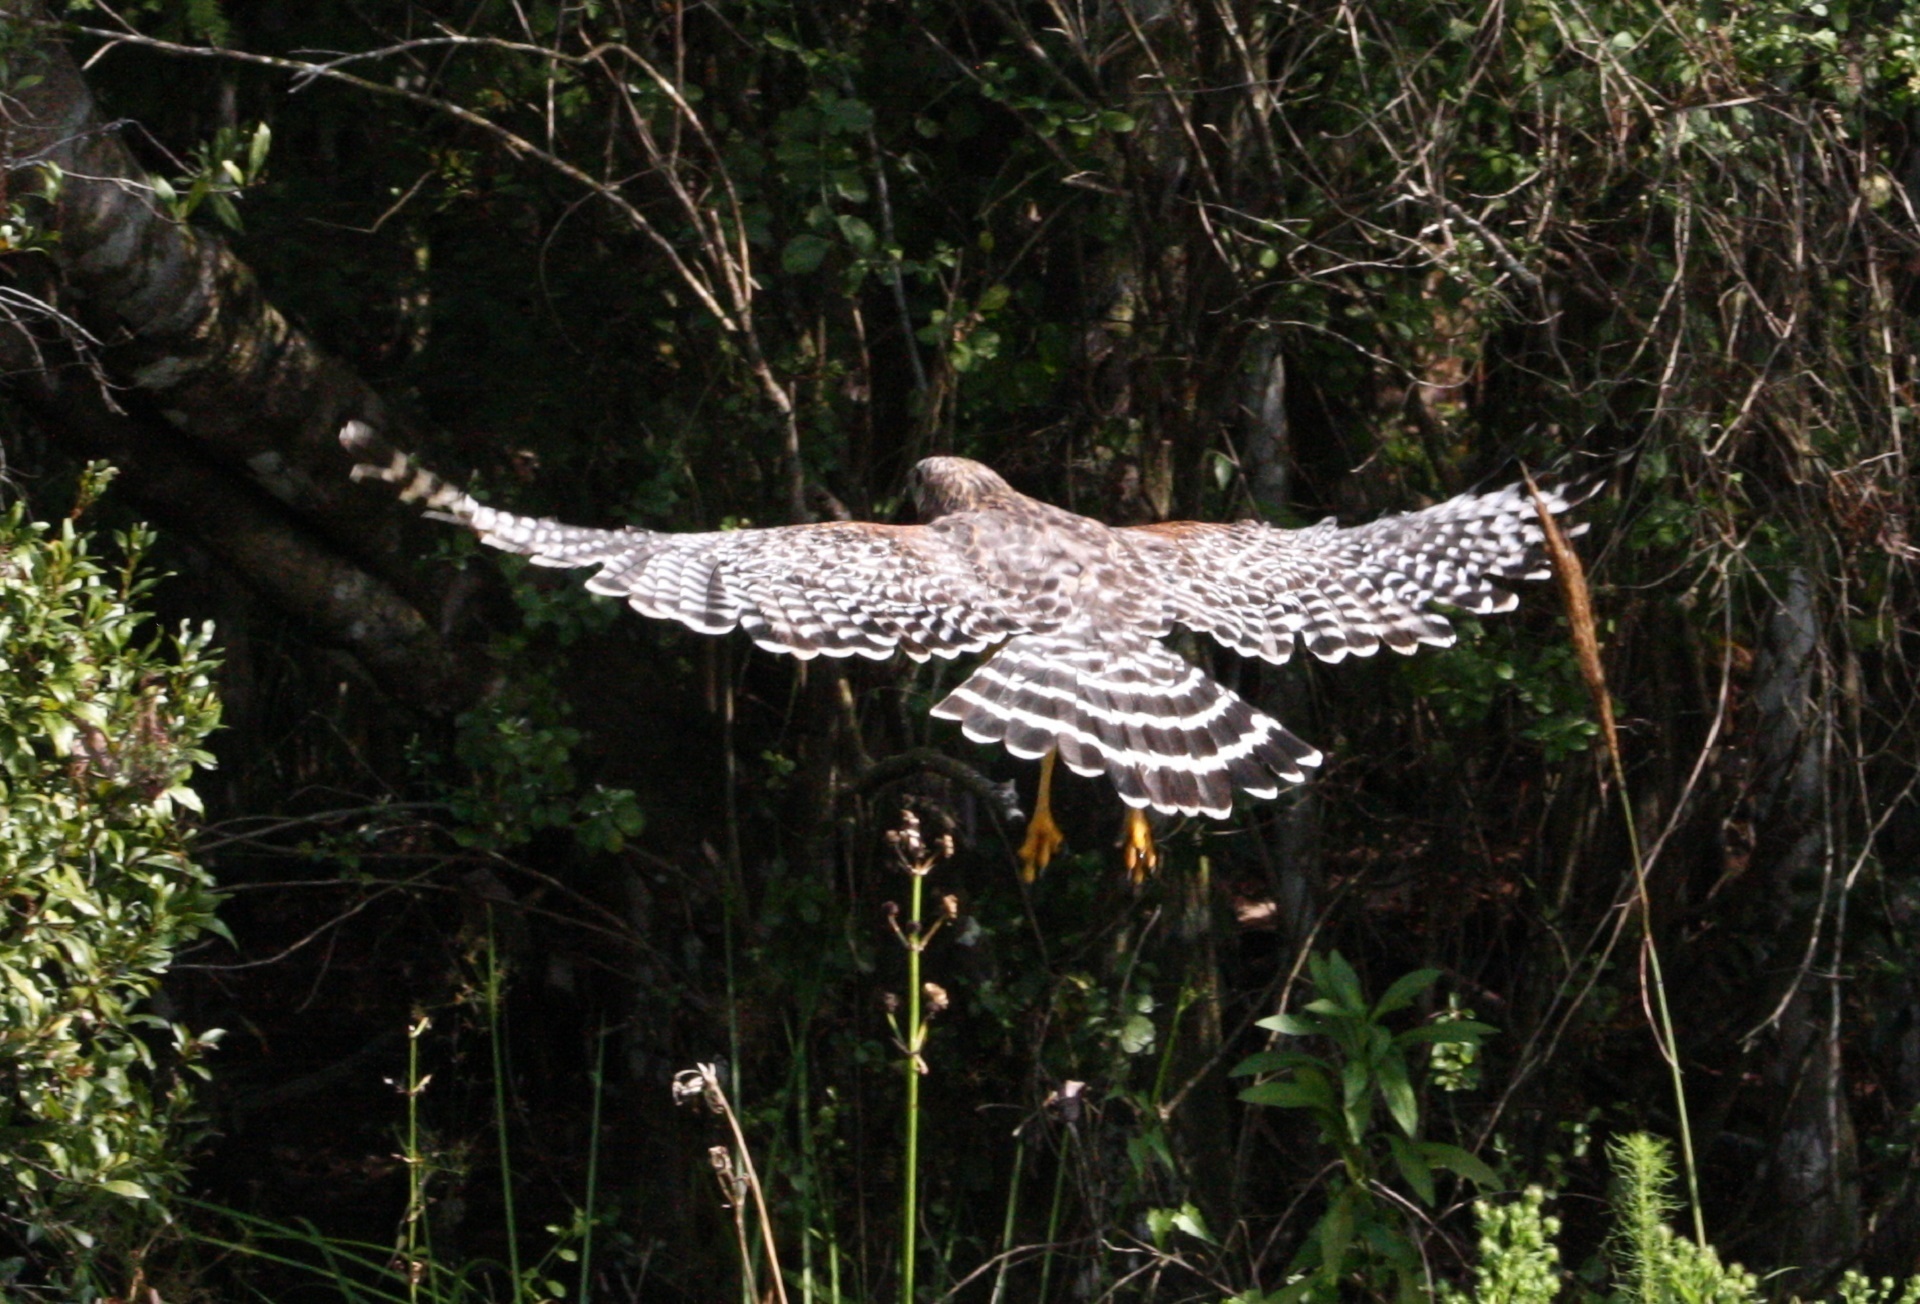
[342,423,1585,871]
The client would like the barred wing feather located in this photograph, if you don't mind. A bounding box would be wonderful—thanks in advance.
[1129,481,1588,666]
[342,424,1027,661]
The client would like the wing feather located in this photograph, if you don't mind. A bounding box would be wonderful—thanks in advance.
[1125,480,1592,665]
[341,426,1030,659]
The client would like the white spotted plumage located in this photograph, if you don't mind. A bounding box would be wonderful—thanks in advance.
[343,423,1587,819]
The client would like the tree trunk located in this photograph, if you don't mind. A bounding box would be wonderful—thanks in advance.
[1748,567,1860,1275]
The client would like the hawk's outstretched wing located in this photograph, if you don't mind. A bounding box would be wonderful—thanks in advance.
[341,423,1026,661]
[1129,481,1590,665]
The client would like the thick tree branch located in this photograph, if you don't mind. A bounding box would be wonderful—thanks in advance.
[0,10,482,709]
[0,318,476,711]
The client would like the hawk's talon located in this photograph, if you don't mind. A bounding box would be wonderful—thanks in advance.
[1121,808,1159,883]
[1018,750,1065,881]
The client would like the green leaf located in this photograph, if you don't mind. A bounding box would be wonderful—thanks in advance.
[1127,1127,1175,1177]
[1365,1023,1392,1060]
[1417,1141,1499,1189]
[1386,1134,1436,1206]
[43,717,76,755]
[1319,1185,1356,1277]
[822,97,875,134]
[1170,1201,1216,1245]
[1340,1056,1369,1111]
[1395,1019,1498,1047]
[1239,1077,1332,1111]
[1372,968,1440,1017]
[781,234,832,273]
[1145,1201,1216,1248]
[99,1179,149,1199]
[1229,1049,1322,1077]
[1255,1011,1326,1037]
[1265,1281,1322,1304]
[207,192,242,232]
[836,214,876,254]
[1377,1054,1419,1137]
[1318,951,1366,1012]
[1344,1060,1374,1144]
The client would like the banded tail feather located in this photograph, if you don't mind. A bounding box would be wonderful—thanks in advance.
[342,420,649,567]
[931,634,1320,819]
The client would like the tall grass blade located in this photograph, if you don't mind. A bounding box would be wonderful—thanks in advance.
[1526,476,1706,1248]
[483,910,525,1295]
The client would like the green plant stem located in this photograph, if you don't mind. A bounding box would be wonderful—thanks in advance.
[1038,1130,1070,1304]
[1612,759,1706,1248]
[405,1016,423,1304]
[796,1020,816,1304]
[902,869,925,1304]
[580,1024,607,1304]
[484,914,525,1297]
[988,1138,1025,1304]
[1151,986,1197,1110]
[722,667,751,1304]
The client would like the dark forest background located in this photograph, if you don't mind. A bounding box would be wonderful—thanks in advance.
[3,0,1920,1299]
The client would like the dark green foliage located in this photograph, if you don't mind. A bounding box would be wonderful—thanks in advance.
[1232,953,1497,1299]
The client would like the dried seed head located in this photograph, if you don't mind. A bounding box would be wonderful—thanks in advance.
[923,982,950,1014]
[671,1062,727,1113]
[1045,1078,1088,1125]
[887,810,927,865]
[882,990,901,1014]
[671,1068,707,1107]
[707,1145,742,1205]
[1524,473,1617,772]
[941,893,961,922]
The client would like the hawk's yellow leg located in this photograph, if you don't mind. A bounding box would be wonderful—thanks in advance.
[1121,808,1159,882]
[1018,749,1066,881]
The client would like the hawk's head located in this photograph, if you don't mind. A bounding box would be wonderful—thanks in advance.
[910,457,1020,519]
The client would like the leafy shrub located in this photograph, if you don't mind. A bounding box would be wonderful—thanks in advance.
[1438,1133,1920,1304]
[1231,952,1498,1300]
[0,482,224,1293]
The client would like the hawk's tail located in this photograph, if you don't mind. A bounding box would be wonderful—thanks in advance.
[341,422,644,566]
[341,421,478,517]
[931,635,1321,819]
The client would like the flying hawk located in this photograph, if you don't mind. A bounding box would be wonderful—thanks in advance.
[342,423,1585,873]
